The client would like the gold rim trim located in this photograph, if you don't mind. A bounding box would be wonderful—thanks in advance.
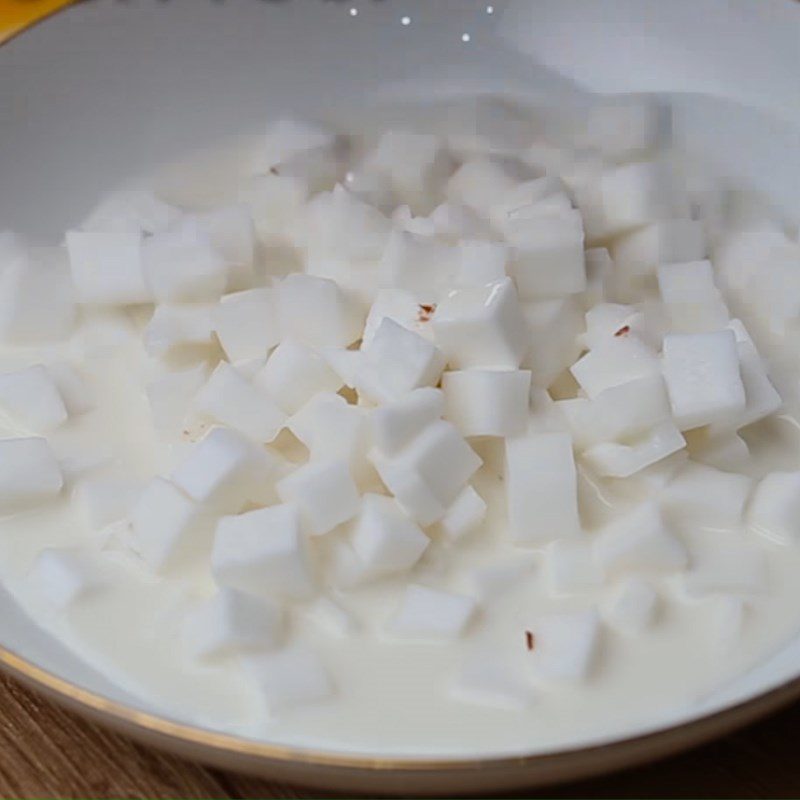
[2,639,800,773]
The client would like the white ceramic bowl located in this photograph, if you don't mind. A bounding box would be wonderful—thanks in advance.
[2,1,800,793]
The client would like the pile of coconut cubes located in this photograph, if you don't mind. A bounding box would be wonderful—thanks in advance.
[3,98,800,713]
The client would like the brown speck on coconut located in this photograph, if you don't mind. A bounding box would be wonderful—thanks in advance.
[417,303,437,323]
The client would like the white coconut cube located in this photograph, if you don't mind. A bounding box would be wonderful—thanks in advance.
[582,303,646,350]
[456,240,509,287]
[212,288,280,363]
[433,278,529,370]
[0,437,63,511]
[146,363,209,437]
[521,297,584,389]
[662,330,746,431]
[361,287,434,349]
[370,387,444,456]
[450,652,537,711]
[44,362,93,417]
[489,175,568,232]
[442,369,531,437]
[355,318,445,404]
[190,362,285,444]
[80,189,180,236]
[593,502,687,577]
[504,432,580,544]
[544,540,602,597]
[602,578,658,635]
[183,588,283,659]
[289,392,368,471]
[0,251,75,343]
[301,595,359,637]
[570,334,660,399]
[171,426,282,513]
[506,209,587,299]
[239,173,308,245]
[392,204,437,237]
[143,304,215,357]
[255,340,343,414]
[143,219,228,303]
[211,503,314,599]
[0,364,68,434]
[31,548,103,608]
[276,459,360,537]
[446,159,521,217]
[583,248,614,309]
[379,228,459,304]
[681,540,767,597]
[528,610,600,683]
[372,420,481,523]
[277,273,363,348]
[73,475,142,530]
[747,471,800,545]
[600,161,690,235]
[612,220,705,278]
[430,202,493,242]
[193,205,255,290]
[247,645,333,713]
[693,433,751,472]
[661,462,751,531]
[561,374,671,450]
[366,130,450,205]
[65,230,152,305]
[319,347,361,390]
[131,477,211,571]
[369,452,445,526]
[586,98,668,159]
[389,584,477,640]
[305,184,391,265]
[657,260,729,333]
[717,340,782,433]
[350,493,429,576]
[436,485,487,542]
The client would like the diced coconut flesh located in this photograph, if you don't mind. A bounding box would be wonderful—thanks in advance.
[246,646,333,713]
[389,584,477,640]
[349,493,429,576]
[681,540,767,597]
[544,539,602,596]
[73,474,143,530]
[433,278,529,370]
[171,426,282,513]
[211,504,315,599]
[30,548,104,608]
[300,596,359,637]
[183,587,283,659]
[0,365,69,434]
[505,432,580,544]
[276,459,360,536]
[436,485,487,542]
[131,477,212,571]
[450,651,537,711]
[0,437,63,511]
[442,369,531,438]
[143,304,215,357]
[747,471,800,545]
[527,610,600,683]
[369,387,444,455]
[602,579,658,634]
[189,362,286,444]
[594,502,688,578]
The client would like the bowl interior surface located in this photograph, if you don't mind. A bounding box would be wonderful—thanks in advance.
[1,0,800,775]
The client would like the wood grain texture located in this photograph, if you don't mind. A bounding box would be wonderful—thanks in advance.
[0,673,798,798]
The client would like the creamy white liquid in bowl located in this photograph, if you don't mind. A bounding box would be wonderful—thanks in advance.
[1,96,800,757]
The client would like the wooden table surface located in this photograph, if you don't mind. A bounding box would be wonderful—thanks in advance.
[0,672,799,799]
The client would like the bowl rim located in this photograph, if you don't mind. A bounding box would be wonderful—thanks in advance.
[2,639,800,773]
